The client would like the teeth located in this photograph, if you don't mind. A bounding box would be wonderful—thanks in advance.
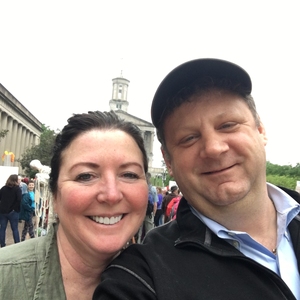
[90,215,123,225]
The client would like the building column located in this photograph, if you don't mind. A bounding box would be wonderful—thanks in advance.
[15,123,23,160]
[20,126,26,161]
[0,112,8,157]
[6,116,13,152]
[10,120,18,156]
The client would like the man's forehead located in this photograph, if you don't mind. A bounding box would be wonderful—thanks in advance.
[151,58,252,129]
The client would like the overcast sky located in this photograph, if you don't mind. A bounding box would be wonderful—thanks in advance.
[1,1,299,167]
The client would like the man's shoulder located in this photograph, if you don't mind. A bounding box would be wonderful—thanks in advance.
[278,186,300,203]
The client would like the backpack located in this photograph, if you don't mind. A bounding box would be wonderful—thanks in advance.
[146,185,154,216]
[169,197,181,220]
[166,196,181,221]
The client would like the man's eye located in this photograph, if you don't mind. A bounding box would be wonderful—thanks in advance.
[76,173,93,181]
[181,135,197,144]
[220,122,237,130]
[186,136,195,141]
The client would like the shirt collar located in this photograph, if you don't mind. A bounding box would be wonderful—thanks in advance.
[189,183,300,236]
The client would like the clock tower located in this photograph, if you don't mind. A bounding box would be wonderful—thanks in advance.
[109,73,130,112]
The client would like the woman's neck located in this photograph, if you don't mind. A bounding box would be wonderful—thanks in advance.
[56,228,112,299]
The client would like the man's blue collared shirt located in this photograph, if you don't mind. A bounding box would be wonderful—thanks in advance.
[190,183,300,299]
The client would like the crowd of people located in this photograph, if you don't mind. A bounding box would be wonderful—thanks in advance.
[0,175,37,247]
[135,181,182,242]
[0,58,299,300]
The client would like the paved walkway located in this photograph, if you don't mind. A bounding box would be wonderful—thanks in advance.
[5,220,29,246]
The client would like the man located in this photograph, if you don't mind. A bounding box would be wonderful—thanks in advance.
[93,59,300,299]
[136,172,158,243]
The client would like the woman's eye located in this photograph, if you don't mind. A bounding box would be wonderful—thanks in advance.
[76,173,93,181]
[123,172,139,180]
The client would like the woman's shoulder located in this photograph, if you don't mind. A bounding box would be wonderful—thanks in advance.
[0,224,56,264]
[11,185,21,193]
[0,238,43,264]
[0,226,63,299]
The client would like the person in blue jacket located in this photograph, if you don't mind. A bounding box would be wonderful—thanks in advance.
[19,181,35,241]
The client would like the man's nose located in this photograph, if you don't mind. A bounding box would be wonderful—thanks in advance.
[200,133,229,159]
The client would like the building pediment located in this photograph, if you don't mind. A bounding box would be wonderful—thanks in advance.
[114,110,154,129]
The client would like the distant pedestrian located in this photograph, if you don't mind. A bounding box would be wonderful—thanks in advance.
[28,180,36,225]
[137,173,158,243]
[20,180,35,241]
[0,174,21,247]
[154,187,163,226]
[161,185,179,223]
[18,176,27,195]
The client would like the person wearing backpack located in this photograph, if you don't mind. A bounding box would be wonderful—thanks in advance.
[161,185,179,223]
[166,195,181,221]
[137,173,158,243]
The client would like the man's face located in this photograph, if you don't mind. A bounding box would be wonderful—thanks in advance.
[162,90,268,218]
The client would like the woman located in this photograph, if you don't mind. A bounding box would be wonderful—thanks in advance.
[0,111,149,299]
[0,174,22,247]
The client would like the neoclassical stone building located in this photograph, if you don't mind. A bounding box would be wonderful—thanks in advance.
[0,76,164,177]
[109,75,163,176]
[0,83,42,172]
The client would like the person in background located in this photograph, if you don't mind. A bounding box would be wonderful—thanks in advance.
[161,185,179,223]
[20,180,35,241]
[136,172,158,243]
[0,174,21,247]
[154,187,163,226]
[0,111,149,299]
[94,59,300,299]
[27,180,37,226]
[18,176,28,195]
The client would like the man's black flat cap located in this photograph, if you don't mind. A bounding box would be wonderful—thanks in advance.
[151,58,252,127]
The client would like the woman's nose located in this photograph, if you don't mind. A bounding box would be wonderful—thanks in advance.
[96,176,123,205]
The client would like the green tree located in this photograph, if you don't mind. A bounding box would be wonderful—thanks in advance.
[0,129,9,142]
[18,125,57,178]
[266,161,300,190]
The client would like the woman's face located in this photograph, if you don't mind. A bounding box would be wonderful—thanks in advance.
[54,129,148,261]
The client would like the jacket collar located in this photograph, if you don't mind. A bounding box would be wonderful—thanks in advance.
[175,196,300,259]
[175,198,242,256]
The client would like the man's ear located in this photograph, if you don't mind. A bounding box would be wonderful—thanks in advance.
[161,147,173,177]
[258,122,268,146]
